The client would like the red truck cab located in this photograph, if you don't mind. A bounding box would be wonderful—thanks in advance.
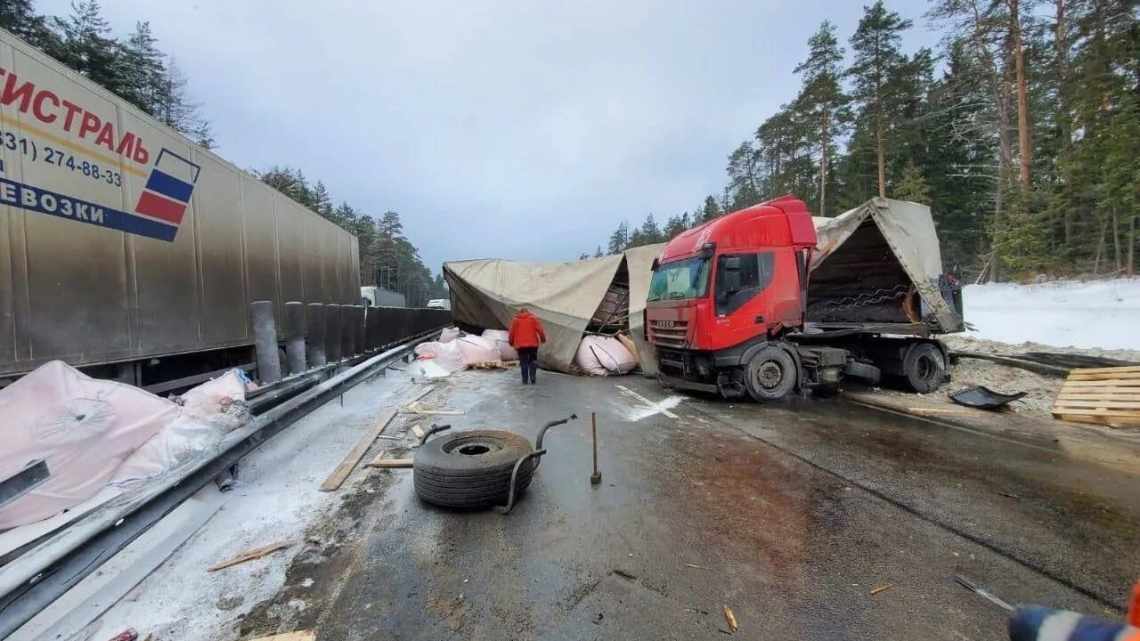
[646,195,947,401]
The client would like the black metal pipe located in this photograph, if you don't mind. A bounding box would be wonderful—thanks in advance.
[535,413,578,451]
[419,423,452,447]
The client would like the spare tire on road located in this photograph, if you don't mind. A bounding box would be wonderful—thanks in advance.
[413,430,535,509]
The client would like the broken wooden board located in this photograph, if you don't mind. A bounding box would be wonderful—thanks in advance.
[1052,366,1140,428]
[246,632,316,641]
[400,401,464,416]
[208,540,292,572]
[365,453,414,469]
[319,407,398,491]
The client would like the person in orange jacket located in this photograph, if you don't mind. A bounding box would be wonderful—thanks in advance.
[508,307,546,384]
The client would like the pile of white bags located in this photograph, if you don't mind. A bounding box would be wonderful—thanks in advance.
[481,329,518,361]
[0,361,254,528]
[412,328,507,378]
[575,335,638,376]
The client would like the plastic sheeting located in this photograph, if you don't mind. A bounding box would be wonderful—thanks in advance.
[0,361,177,529]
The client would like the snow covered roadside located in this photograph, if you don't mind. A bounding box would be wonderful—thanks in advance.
[963,277,1140,351]
[76,375,423,641]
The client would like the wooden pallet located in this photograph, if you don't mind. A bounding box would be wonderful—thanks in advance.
[1052,366,1140,428]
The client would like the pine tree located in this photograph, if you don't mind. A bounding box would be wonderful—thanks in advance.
[0,0,60,52]
[893,161,931,203]
[794,20,850,216]
[607,221,630,254]
[848,1,912,198]
[699,196,722,222]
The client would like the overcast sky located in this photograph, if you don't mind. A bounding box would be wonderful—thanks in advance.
[41,0,939,273]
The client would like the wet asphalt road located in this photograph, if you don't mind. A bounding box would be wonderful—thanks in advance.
[264,369,1140,641]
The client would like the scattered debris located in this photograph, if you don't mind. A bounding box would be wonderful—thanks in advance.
[870,584,893,596]
[400,401,464,416]
[592,612,604,624]
[208,541,292,572]
[684,563,710,570]
[104,629,138,641]
[246,631,316,641]
[954,575,1014,611]
[613,568,637,580]
[949,385,1027,410]
[469,361,511,369]
[722,605,738,633]
[1052,366,1140,428]
[319,407,398,491]
[411,424,426,440]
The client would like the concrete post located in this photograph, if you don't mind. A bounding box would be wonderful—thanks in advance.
[250,300,282,384]
[306,303,327,367]
[342,304,357,358]
[283,301,306,374]
[365,305,380,351]
[354,305,367,355]
[326,304,342,363]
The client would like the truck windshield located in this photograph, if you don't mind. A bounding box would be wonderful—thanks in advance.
[648,257,711,301]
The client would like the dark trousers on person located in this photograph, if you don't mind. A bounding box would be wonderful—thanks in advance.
[518,347,538,384]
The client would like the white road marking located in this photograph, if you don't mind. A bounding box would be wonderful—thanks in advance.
[615,384,681,419]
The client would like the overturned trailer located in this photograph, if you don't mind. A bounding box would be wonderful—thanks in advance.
[444,198,962,384]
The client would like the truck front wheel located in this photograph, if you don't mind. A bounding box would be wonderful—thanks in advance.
[744,345,797,402]
[902,342,946,393]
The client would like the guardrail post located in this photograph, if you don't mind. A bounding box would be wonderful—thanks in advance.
[250,300,282,384]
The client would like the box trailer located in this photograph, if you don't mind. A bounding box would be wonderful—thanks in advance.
[0,27,362,384]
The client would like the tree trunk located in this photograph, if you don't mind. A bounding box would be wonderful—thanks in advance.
[1093,216,1107,274]
[1129,215,1136,276]
[1009,0,1032,192]
[1055,0,1073,247]
[1112,207,1121,272]
[820,109,829,216]
[876,107,886,198]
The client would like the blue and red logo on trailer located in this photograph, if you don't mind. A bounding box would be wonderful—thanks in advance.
[130,148,200,236]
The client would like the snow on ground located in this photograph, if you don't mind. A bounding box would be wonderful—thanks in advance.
[963,277,1140,351]
[82,375,420,641]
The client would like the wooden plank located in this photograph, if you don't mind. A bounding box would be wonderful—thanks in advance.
[1050,408,1140,417]
[319,407,398,491]
[1068,371,1140,381]
[1052,400,1140,410]
[406,385,436,405]
[246,632,316,641]
[365,456,414,469]
[399,409,464,416]
[1055,392,1140,400]
[1059,380,1140,388]
[1069,365,1140,375]
[1053,413,1140,428]
[208,540,292,572]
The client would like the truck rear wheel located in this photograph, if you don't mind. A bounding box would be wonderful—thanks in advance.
[744,345,797,402]
[902,342,946,393]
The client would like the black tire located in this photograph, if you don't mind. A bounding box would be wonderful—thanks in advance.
[902,342,946,393]
[413,430,535,509]
[744,345,797,402]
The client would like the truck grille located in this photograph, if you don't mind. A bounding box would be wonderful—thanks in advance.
[650,319,688,348]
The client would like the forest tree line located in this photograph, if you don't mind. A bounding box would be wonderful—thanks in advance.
[1,1,446,305]
[596,0,1138,282]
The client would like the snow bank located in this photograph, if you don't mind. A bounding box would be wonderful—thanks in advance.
[964,278,1140,351]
